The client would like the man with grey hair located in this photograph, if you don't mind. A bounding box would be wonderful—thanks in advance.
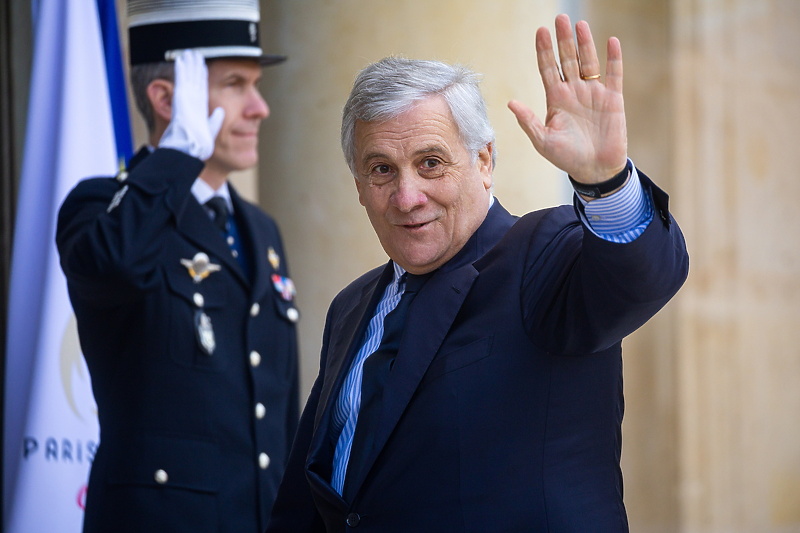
[268,14,687,533]
[56,1,299,532]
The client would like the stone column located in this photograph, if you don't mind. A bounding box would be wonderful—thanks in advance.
[671,1,800,531]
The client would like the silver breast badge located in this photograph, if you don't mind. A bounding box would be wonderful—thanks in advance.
[181,252,221,283]
[195,310,216,356]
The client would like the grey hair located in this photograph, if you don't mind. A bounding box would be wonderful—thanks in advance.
[130,61,174,133]
[341,56,496,175]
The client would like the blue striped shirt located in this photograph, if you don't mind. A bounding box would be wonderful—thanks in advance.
[330,161,653,494]
[331,262,406,494]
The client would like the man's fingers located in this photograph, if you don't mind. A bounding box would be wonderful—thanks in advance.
[575,20,601,80]
[536,26,562,88]
[208,107,225,140]
[508,100,545,152]
[605,36,623,93]
[555,14,580,82]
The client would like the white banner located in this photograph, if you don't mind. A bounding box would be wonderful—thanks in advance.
[3,0,118,530]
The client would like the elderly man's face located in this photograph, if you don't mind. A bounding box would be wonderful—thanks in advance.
[353,95,493,274]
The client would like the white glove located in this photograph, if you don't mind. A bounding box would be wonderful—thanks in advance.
[158,49,225,161]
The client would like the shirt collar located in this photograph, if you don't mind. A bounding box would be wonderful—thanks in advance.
[191,178,234,214]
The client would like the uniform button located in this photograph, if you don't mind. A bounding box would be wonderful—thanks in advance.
[193,292,204,307]
[250,350,261,367]
[286,307,299,323]
[258,452,270,469]
[154,469,168,484]
[232,250,239,258]
[250,303,260,317]
[255,402,266,419]
[346,513,360,527]
[227,236,235,246]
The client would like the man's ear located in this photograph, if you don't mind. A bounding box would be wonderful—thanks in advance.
[478,142,494,190]
[147,79,174,124]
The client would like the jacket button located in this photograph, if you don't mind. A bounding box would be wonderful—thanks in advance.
[255,402,266,419]
[192,292,204,307]
[250,302,260,317]
[346,513,360,527]
[258,452,270,469]
[286,307,299,323]
[154,469,168,484]
[249,350,261,367]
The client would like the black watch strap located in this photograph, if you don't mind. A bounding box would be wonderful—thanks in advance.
[568,160,631,199]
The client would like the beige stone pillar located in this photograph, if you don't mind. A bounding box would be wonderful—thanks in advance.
[588,1,800,531]
[258,1,562,397]
[671,1,800,531]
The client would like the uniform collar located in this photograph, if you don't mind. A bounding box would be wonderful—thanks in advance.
[192,178,234,214]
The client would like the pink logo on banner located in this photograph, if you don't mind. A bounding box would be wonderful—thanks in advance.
[76,485,88,510]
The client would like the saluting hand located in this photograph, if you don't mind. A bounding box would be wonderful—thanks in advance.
[508,14,628,184]
[159,49,225,161]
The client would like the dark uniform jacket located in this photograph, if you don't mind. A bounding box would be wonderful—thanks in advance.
[56,148,299,533]
[267,173,688,533]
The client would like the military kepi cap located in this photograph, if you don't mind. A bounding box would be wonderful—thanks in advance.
[128,0,286,66]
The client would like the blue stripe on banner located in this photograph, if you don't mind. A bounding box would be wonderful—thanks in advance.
[96,0,133,166]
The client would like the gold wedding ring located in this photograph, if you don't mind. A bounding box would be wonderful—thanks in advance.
[580,73,601,80]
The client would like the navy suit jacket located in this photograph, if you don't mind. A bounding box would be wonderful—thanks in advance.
[56,148,299,533]
[267,173,688,533]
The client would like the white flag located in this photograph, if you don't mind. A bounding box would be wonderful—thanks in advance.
[3,0,121,530]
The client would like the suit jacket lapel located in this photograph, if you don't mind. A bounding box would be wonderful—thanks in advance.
[305,265,390,502]
[314,265,392,431]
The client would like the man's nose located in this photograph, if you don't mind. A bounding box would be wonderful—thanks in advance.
[247,89,269,119]
[390,171,427,212]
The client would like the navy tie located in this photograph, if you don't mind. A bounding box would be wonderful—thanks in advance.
[204,197,249,277]
[343,272,429,499]
[204,196,229,232]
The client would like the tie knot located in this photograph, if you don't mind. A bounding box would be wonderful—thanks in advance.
[204,197,229,231]
[401,272,430,295]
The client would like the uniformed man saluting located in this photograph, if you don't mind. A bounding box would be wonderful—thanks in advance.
[55,1,300,532]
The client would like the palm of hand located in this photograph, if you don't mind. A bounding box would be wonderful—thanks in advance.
[539,78,627,181]
[509,15,629,184]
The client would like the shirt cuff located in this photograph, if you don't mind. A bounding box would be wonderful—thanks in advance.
[575,160,655,243]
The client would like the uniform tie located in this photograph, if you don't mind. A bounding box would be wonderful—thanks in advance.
[204,196,229,232]
[203,196,250,278]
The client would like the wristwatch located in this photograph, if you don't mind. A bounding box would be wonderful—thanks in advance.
[568,160,631,199]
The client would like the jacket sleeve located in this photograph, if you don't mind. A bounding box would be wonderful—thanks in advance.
[521,171,689,355]
[56,149,204,306]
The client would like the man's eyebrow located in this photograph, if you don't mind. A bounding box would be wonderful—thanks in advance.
[413,145,449,158]
[359,144,450,166]
[360,151,389,166]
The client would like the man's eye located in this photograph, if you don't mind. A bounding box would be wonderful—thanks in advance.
[422,158,440,168]
[366,164,393,185]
